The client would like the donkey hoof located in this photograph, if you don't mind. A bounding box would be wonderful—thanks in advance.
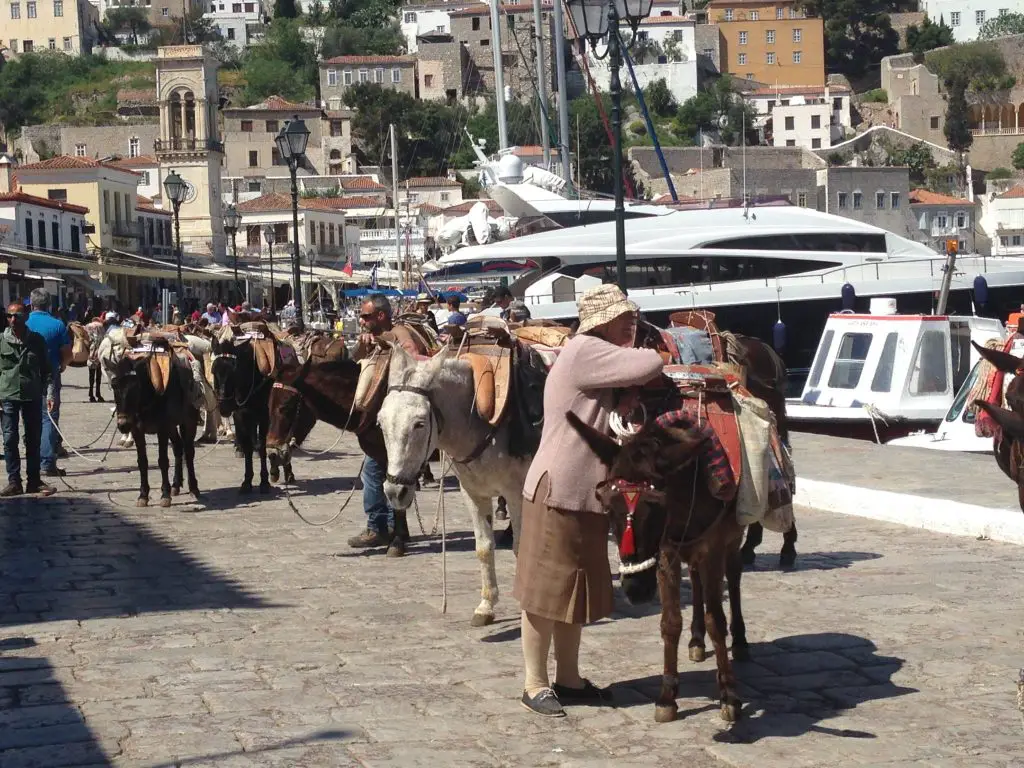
[720,700,742,722]
[740,548,756,566]
[732,644,750,662]
[470,613,495,627]
[269,468,280,483]
[688,645,707,663]
[171,487,181,497]
[136,497,149,508]
[779,549,797,570]
[284,472,296,485]
[259,482,271,495]
[160,497,172,508]
[654,704,678,723]
[239,482,253,495]
[191,491,203,501]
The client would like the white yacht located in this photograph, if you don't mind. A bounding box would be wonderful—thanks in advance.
[428,204,1024,373]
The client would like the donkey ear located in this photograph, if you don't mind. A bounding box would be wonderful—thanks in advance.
[975,400,1024,439]
[973,341,1023,375]
[654,425,706,471]
[426,343,451,372]
[566,411,621,467]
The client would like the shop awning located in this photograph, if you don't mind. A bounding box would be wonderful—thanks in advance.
[65,273,116,297]
[0,245,233,282]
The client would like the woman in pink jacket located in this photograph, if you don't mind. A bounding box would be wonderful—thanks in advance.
[513,284,664,717]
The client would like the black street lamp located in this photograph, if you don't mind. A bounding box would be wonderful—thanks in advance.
[276,115,311,329]
[567,0,654,293]
[223,203,242,305]
[262,224,276,313]
[162,169,188,305]
[306,246,317,325]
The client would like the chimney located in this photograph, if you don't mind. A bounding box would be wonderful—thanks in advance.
[0,153,13,194]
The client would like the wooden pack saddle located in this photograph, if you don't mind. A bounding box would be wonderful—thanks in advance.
[125,330,189,395]
[68,322,91,367]
[234,321,279,377]
[459,315,514,427]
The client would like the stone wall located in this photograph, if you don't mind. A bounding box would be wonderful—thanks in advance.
[630,145,824,179]
[17,124,160,163]
[417,38,468,100]
[693,23,720,75]
[815,166,920,240]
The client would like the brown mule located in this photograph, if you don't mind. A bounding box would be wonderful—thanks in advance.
[971,340,1024,512]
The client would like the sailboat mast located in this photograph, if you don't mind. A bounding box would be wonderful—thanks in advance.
[490,0,509,149]
[551,0,572,183]
[390,122,402,289]
[532,0,550,167]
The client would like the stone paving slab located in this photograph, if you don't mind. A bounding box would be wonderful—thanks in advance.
[0,369,1022,767]
[792,432,1018,509]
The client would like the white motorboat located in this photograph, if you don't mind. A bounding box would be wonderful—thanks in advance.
[887,335,1024,452]
[786,298,1005,442]
[428,204,1024,373]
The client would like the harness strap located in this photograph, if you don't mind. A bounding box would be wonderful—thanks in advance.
[273,382,300,394]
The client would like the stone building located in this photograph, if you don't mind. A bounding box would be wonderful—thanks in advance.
[221,95,325,179]
[3,0,97,56]
[319,56,418,110]
[908,188,977,254]
[15,124,161,165]
[815,166,919,241]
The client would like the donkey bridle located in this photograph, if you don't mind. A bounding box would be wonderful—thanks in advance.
[385,384,441,486]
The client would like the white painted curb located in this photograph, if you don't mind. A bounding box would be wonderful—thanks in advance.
[795,477,1024,547]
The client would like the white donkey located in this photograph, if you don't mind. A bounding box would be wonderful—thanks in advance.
[378,345,530,627]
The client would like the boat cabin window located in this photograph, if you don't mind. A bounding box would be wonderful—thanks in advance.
[564,256,839,290]
[698,233,887,253]
[950,322,972,392]
[945,362,980,424]
[827,332,872,389]
[870,332,899,392]
[807,330,834,388]
[908,329,948,395]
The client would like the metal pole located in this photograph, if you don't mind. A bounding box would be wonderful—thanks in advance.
[173,203,183,309]
[390,123,401,288]
[935,245,957,316]
[551,0,572,184]
[609,18,626,293]
[490,0,509,149]
[533,0,550,167]
[231,230,238,304]
[269,240,275,313]
[289,161,304,329]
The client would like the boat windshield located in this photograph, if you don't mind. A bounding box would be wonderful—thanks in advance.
[945,362,980,424]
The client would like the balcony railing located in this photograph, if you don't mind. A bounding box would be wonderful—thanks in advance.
[155,137,225,153]
[359,228,425,242]
[112,221,141,239]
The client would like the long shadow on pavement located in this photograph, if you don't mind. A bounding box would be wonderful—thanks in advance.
[0,638,114,766]
[609,632,915,742]
[0,496,276,627]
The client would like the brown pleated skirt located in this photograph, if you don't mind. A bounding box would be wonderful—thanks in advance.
[512,474,614,625]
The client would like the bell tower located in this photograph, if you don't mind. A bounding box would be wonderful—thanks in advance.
[154,45,226,261]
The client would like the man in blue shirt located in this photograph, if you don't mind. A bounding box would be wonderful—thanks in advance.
[26,289,71,477]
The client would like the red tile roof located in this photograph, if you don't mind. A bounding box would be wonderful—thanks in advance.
[110,155,160,168]
[17,156,142,176]
[512,145,560,158]
[135,195,171,215]
[335,196,388,209]
[909,189,974,206]
[404,176,460,188]
[116,88,158,105]
[340,176,386,192]
[996,185,1024,199]
[451,3,548,15]
[238,193,351,213]
[747,84,850,96]
[639,14,693,24]
[440,199,502,215]
[0,190,89,214]
[322,55,416,65]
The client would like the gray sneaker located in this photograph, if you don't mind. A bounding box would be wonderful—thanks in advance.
[520,688,565,718]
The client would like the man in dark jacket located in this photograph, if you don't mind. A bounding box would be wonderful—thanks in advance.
[0,301,56,497]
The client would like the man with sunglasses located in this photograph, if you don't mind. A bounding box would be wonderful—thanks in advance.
[0,302,56,497]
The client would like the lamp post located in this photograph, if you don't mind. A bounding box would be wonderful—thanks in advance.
[275,115,311,329]
[566,0,653,293]
[306,246,317,325]
[162,169,188,306]
[262,224,276,313]
[223,203,242,305]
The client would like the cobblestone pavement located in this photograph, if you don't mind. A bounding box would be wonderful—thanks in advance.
[1,369,1023,767]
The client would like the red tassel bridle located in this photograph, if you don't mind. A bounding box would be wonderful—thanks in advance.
[607,479,660,559]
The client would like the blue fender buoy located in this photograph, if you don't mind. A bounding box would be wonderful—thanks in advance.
[841,282,856,311]
[773,320,786,352]
[973,275,989,310]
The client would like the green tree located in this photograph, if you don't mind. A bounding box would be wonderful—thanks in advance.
[241,19,317,103]
[274,0,299,18]
[888,142,935,183]
[943,78,974,154]
[979,12,1024,39]
[926,42,1016,91]
[672,91,718,142]
[643,78,676,118]
[905,16,953,59]
[104,7,151,45]
[569,93,644,196]
[1012,143,1024,171]
[797,0,900,77]
[305,0,327,25]
[319,19,404,58]
[987,166,1014,180]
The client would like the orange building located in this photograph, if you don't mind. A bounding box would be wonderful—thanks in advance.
[706,0,825,87]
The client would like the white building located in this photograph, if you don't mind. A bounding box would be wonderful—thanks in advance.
[397,176,464,209]
[202,0,266,49]
[109,155,161,199]
[746,85,852,150]
[587,16,698,106]
[980,183,1024,257]
[400,0,464,53]
[921,1,1012,42]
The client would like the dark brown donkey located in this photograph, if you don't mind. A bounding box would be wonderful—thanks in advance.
[972,341,1024,511]
[265,355,409,549]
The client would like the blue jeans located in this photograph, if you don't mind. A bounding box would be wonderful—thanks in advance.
[361,454,395,534]
[40,375,61,471]
[1,399,43,486]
